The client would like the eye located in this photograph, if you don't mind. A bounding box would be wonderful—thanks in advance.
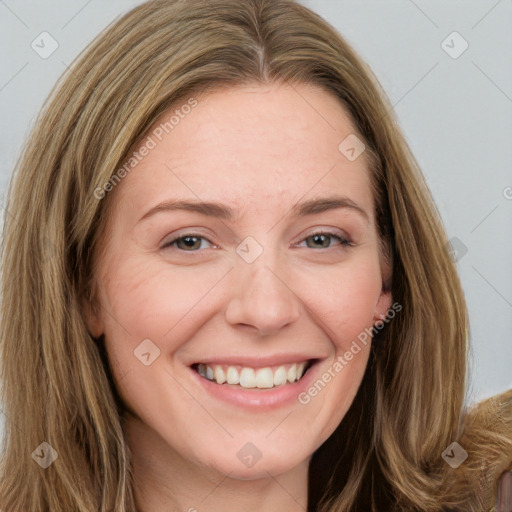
[162,234,214,251]
[298,231,352,249]
[162,230,353,253]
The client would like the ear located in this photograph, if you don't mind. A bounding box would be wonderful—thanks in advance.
[373,287,393,324]
[81,293,104,339]
[373,249,393,323]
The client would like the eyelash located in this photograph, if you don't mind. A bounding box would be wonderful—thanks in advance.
[162,231,353,252]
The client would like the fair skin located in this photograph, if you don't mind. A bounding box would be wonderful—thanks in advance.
[84,81,392,512]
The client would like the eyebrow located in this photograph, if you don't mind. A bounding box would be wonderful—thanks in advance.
[138,195,370,223]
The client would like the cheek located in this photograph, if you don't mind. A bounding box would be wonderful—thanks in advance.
[100,248,383,363]
[299,259,383,349]
[294,262,380,437]
[99,256,230,366]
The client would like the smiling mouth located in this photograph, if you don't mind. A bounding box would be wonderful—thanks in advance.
[191,360,316,389]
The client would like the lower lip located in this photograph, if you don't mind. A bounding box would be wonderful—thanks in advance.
[189,360,322,410]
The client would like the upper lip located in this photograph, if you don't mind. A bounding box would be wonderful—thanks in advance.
[189,354,322,368]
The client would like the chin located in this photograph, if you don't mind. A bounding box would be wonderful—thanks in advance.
[204,450,309,480]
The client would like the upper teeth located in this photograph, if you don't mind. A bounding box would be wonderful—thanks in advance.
[196,362,308,389]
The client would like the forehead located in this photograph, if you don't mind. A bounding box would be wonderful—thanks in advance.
[110,82,374,224]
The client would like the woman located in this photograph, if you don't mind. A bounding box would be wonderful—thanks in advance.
[0,0,510,510]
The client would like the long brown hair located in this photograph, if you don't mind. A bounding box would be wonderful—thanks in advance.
[0,1,510,510]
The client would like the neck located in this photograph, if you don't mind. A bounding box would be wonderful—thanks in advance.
[123,412,310,512]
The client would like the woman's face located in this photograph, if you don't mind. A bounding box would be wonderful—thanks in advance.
[84,82,391,478]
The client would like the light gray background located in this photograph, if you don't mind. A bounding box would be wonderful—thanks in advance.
[0,1,510,410]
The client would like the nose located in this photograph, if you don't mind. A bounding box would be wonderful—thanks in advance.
[224,253,301,337]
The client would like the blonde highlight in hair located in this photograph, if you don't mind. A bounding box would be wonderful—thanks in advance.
[0,0,510,510]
